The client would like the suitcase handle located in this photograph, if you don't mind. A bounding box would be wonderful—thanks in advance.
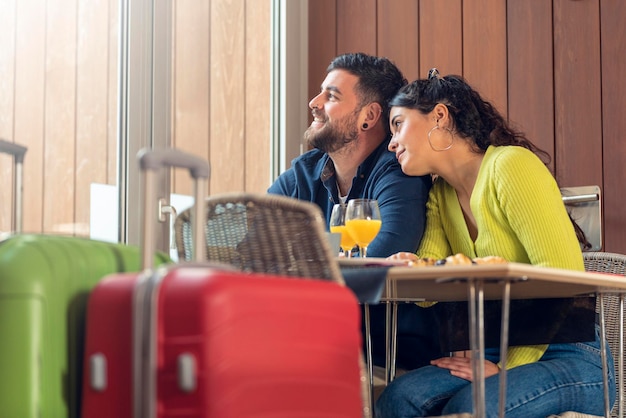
[138,148,209,180]
[137,148,210,268]
[0,139,27,163]
[0,139,27,233]
[134,148,209,418]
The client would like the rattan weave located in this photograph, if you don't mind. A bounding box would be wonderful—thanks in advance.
[585,252,626,418]
[174,193,345,283]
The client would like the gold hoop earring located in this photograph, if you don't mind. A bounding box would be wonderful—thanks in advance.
[427,125,454,151]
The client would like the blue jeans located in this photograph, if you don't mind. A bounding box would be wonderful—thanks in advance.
[375,325,615,418]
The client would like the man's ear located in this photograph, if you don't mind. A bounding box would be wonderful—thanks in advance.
[361,102,383,129]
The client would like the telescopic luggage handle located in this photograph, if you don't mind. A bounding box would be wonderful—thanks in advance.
[0,139,28,233]
[137,148,210,269]
[135,148,210,418]
[0,139,27,162]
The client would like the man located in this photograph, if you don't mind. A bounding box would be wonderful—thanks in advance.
[268,52,440,370]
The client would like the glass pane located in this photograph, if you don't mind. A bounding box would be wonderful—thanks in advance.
[0,0,121,241]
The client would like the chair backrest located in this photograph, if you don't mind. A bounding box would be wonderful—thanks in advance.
[174,193,345,284]
[584,251,626,418]
[561,185,602,251]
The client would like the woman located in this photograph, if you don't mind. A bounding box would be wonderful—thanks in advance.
[375,70,614,417]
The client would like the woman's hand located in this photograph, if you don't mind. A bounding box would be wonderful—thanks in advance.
[387,252,418,263]
[430,352,500,381]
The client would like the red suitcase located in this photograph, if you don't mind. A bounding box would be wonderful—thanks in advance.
[81,148,365,418]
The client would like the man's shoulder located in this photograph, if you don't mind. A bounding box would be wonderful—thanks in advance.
[365,153,432,196]
[367,148,422,181]
[365,143,401,171]
[289,148,328,169]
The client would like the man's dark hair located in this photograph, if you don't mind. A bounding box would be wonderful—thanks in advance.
[327,52,407,137]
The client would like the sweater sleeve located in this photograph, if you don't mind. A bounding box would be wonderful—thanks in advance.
[500,345,548,370]
[490,147,584,271]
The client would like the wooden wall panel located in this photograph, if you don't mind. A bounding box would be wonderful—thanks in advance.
[507,0,555,162]
[172,0,210,196]
[244,0,272,192]
[336,0,376,55]
[14,0,46,233]
[377,0,419,80]
[462,0,508,114]
[75,0,110,233]
[553,0,602,187]
[209,0,245,194]
[106,0,118,185]
[44,0,78,234]
[308,0,337,110]
[419,0,463,79]
[0,0,16,233]
[600,0,626,251]
[307,0,626,253]
[171,0,272,196]
[3,0,271,236]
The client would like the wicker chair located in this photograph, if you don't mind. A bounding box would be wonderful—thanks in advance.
[174,193,344,281]
[584,251,626,418]
[174,192,371,417]
[539,252,626,418]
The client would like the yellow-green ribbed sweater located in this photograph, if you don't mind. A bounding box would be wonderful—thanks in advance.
[417,145,585,369]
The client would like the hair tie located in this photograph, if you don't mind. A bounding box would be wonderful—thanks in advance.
[428,68,440,80]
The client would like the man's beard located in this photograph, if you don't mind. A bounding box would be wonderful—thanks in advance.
[305,110,360,153]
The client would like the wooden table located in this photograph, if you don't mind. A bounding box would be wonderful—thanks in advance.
[342,260,626,418]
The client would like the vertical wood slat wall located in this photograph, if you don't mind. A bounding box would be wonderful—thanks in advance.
[0,0,271,236]
[1,0,624,254]
[308,0,626,254]
[0,0,119,236]
[172,0,271,197]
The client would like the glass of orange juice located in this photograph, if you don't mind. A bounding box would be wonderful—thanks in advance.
[330,203,356,258]
[345,199,381,258]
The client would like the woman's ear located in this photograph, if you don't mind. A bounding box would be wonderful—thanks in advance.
[433,103,450,126]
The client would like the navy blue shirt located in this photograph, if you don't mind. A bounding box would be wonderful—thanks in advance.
[268,139,431,257]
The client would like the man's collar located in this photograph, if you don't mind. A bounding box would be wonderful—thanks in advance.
[319,136,391,182]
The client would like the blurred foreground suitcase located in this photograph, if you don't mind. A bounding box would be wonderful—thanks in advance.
[0,235,170,418]
[0,140,169,418]
[156,266,363,418]
[82,149,365,418]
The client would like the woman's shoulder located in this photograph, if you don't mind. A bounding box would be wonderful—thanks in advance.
[485,145,547,175]
[486,144,538,161]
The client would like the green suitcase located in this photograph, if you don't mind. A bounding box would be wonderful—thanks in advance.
[0,234,170,418]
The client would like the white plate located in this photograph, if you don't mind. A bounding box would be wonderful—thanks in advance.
[336,257,410,267]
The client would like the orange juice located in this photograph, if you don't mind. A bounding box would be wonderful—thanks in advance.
[330,225,357,252]
[345,219,382,247]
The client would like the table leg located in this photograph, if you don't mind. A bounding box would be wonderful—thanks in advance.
[599,295,611,418]
[607,293,626,418]
[497,281,511,418]
[390,301,398,382]
[364,303,375,415]
[385,301,399,384]
[468,279,486,418]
